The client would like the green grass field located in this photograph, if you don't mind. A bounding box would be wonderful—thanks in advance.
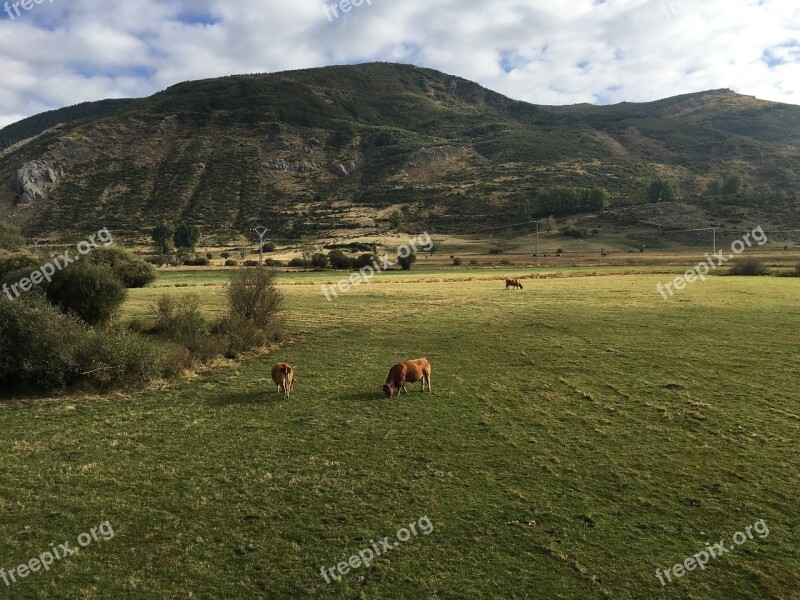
[1,266,798,599]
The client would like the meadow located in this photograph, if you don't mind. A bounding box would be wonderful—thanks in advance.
[0,264,798,599]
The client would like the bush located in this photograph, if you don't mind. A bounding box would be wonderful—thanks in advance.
[0,221,25,251]
[288,258,309,268]
[489,247,504,255]
[206,252,214,260]
[328,249,354,270]
[500,259,512,266]
[225,267,284,344]
[354,253,377,270]
[560,225,588,239]
[112,259,157,288]
[225,259,238,267]
[221,251,231,259]
[452,257,463,266]
[469,259,479,266]
[0,295,170,392]
[796,263,800,276]
[88,247,157,288]
[184,256,211,266]
[262,242,277,253]
[74,329,172,390]
[243,260,261,267]
[0,295,85,390]
[397,252,417,271]
[730,258,769,276]
[311,253,329,269]
[0,253,44,280]
[264,259,284,267]
[46,262,127,326]
[151,295,221,360]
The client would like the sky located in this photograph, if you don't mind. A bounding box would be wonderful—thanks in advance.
[0,0,799,128]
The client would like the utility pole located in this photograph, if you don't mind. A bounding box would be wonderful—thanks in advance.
[713,226,718,255]
[250,226,270,263]
[534,219,542,267]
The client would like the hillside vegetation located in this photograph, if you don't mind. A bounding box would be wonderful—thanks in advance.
[1,63,799,240]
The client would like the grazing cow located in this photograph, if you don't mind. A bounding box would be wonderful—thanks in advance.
[505,278,523,290]
[381,358,432,398]
[271,362,295,399]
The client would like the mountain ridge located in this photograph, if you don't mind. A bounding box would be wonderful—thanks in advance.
[1,63,799,241]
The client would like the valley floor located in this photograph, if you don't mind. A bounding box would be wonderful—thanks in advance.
[1,267,798,599]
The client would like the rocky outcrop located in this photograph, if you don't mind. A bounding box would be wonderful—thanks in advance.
[265,160,327,174]
[13,159,63,204]
[264,158,364,176]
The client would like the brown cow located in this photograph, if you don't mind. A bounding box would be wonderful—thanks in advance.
[271,362,295,399]
[505,278,523,290]
[381,358,432,398]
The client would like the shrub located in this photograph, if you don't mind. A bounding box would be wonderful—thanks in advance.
[74,328,171,390]
[206,252,214,260]
[489,247,504,255]
[311,253,329,269]
[225,267,284,345]
[262,241,277,253]
[0,295,174,392]
[288,258,309,268]
[221,251,231,259]
[225,259,238,267]
[243,260,261,267]
[354,253,377,270]
[112,259,157,288]
[469,259,479,266]
[452,257,463,266]
[730,258,769,276]
[264,259,284,267]
[796,263,800,276]
[0,295,85,390]
[184,256,211,266]
[397,252,417,271]
[0,253,44,280]
[46,262,127,326]
[328,250,354,269]
[560,225,588,239]
[0,221,25,251]
[500,259,512,266]
[151,295,220,360]
[88,247,156,288]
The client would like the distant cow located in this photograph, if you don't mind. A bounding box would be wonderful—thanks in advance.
[505,278,523,290]
[271,362,295,399]
[381,358,432,398]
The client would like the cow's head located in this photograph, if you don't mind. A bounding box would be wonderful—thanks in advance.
[380,384,393,398]
[518,282,523,289]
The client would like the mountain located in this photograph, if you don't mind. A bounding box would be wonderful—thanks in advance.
[1,63,799,242]
[0,99,135,150]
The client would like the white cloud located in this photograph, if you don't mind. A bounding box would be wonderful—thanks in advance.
[0,0,798,126]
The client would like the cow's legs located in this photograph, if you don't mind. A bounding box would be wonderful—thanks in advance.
[427,372,432,392]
